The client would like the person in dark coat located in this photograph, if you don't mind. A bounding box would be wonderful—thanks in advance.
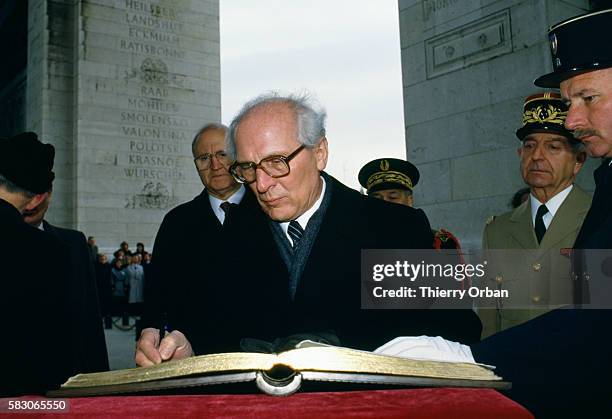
[136,123,288,365]
[40,220,109,373]
[94,253,113,329]
[270,171,482,349]
[225,94,481,349]
[0,133,77,395]
[136,98,482,367]
[141,252,153,298]
[116,241,133,257]
[472,9,612,418]
[21,143,109,374]
[358,157,464,252]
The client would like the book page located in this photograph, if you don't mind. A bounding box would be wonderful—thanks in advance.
[277,346,499,381]
[373,336,476,364]
[63,352,278,388]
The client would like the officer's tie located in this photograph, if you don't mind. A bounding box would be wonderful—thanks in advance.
[288,220,304,249]
[534,204,549,244]
[220,201,234,225]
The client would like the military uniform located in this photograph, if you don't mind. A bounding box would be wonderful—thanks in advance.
[478,92,591,337]
[358,158,462,251]
[474,10,612,418]
[480,185,591,336]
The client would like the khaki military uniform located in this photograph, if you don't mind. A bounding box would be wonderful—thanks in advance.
[479,185,591,338]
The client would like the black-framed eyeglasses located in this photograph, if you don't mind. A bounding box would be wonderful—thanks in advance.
[194,150,231,171]
[229,145,305,184]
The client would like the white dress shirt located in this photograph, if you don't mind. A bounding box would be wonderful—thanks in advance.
[530,184,573,229]
[208,185,246,224]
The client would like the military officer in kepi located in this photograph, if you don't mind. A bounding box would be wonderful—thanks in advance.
[358,158,462,252]
[480,92,590,337]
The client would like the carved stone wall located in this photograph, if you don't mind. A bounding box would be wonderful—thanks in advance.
[26,0,220,249]
[399,0,594,249]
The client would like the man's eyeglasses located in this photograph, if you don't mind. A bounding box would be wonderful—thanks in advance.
[229,145,305,184]
[194,151,231,171]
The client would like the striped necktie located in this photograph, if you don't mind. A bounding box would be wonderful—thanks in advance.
[288,220,304,249]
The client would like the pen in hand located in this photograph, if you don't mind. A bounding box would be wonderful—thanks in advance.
[159,312,169,349]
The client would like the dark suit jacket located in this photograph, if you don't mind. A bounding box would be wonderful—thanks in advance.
[0,199,76,396]
[280,174,483,349]
[472,161,612,417]
[94,261,112,316]
[574,160,612,248]
[143,188,288,355]
[43,220,109,373]
[146,176,482,354]
[472,308,612,418]
[473,165,612,418]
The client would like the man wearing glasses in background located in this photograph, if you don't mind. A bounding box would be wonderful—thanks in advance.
[137,93,482,365]
[137,123,288,364]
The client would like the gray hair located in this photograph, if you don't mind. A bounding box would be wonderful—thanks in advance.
[191,123,228,157]
[227,92,327,159]
[0,173,35,199]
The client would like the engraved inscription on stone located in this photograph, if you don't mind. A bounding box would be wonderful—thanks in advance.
[422,0,460,21]
[115,0,197,201]
[425,9,512,79]
[33,0,219,246]
[122,0,185,58]
[119,39,185,59]
[126,181,177,210]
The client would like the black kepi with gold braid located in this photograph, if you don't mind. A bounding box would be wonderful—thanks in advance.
[515,92,575,142]
[358,158,420,194]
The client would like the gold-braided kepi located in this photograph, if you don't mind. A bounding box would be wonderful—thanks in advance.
[515,92,575,142]
[358,158,420,194]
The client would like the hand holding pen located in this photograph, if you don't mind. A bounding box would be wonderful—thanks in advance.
[134,314,194,367]
[159,312,169,347]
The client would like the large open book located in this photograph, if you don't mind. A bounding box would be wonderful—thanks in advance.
[48,341,509,397]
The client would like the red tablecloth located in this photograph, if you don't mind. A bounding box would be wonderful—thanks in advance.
[0,388,533,418]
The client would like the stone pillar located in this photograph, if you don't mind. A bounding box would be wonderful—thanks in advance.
[27,0,78,228]
[26,0,221,249]
[398,0,594,249]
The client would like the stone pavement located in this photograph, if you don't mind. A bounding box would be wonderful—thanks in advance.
[104,317,141,370]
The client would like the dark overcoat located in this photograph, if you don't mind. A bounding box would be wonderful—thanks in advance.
[43,220,109,373]
[283,174,482,349]
[143,188,289,355]
[0,199,76,395]
[145,175,482,355]
[574,160,612,249]
[472,308,612,418]
[472,163,612,418]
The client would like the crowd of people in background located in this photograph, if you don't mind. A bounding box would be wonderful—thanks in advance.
[88,237,152,332]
